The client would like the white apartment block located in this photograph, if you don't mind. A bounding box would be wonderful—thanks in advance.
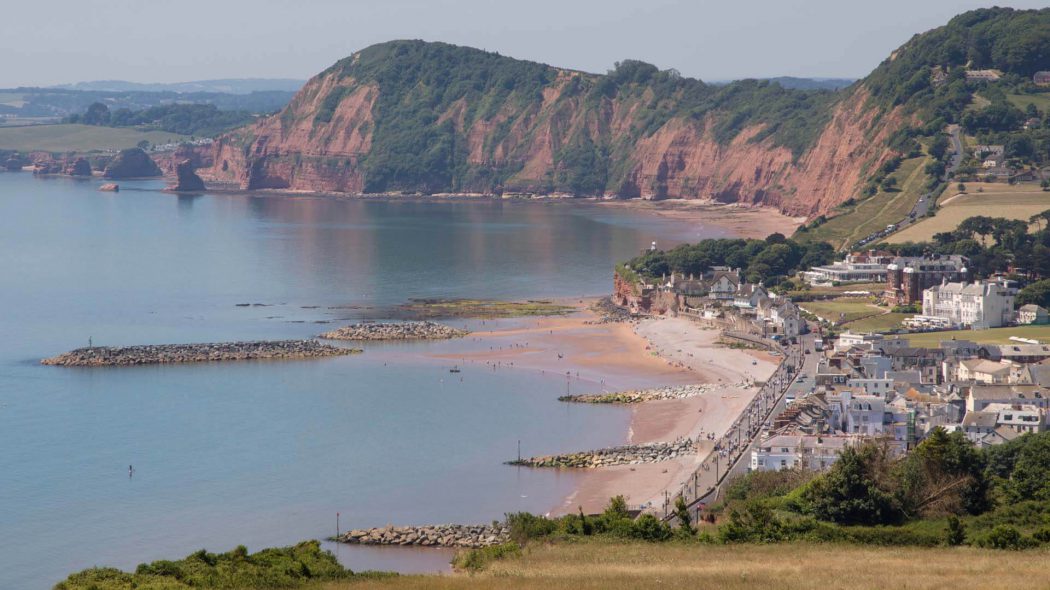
[922,280,1015,329]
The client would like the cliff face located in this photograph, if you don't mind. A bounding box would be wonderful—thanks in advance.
[203,41,908,219]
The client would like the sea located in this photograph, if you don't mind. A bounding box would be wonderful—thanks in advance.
[0,173,731,588]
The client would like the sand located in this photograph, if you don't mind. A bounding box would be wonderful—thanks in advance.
[594,199,806,240]
[431,305,780,515]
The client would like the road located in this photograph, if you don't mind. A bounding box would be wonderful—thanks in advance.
[653,328,821,521]
[850,125,963,250]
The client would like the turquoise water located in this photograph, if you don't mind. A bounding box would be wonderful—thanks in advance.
[0,173,727,588]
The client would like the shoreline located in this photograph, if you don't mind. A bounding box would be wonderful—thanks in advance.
[426,303,778,517]
[139,181,805,240]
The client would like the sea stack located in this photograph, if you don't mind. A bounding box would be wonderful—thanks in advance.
[103,147,162,179]
[170,159,206,191]
[65,157,93,177]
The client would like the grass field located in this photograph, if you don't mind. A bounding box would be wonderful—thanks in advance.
[802,155,929,250]
[888,188,1050,243]
[1006,92,1050,114]
[0,91,26,108]
[903,324,1050,347]
[845,312,913,333]
[319,540,1050,590]
[0,124,189,152]
[800,298,881,324]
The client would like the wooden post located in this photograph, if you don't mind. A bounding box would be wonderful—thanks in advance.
[336,512,340,538]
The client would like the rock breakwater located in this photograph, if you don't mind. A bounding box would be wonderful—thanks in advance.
[336,524,509,548]
[508,439,695,468]
[320,321,467,341]
[559,384,713,404]
[41,340,359,366]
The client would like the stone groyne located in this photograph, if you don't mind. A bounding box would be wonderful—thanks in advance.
[41,340,359,366]
[559,384,714,404]
[336,524,509,548]
[319,321,467,341]
[507,439,695,468]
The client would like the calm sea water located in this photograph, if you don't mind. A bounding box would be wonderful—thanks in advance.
[0,173,728,588]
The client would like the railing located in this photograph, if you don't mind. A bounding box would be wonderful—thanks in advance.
[651,326,804,522]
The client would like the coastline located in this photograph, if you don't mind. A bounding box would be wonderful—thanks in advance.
[427,303,779,516]
[162,182,804,240]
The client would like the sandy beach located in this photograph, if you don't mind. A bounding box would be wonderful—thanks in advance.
[430,306,779,515]
[593,199,806,240]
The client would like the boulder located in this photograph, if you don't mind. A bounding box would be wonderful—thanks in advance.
[102,147,162,179]
[171,159,205,191]
[99,183,120,192]
[65,157,93,177]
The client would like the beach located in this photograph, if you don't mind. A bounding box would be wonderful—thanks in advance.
[430,304,779,515]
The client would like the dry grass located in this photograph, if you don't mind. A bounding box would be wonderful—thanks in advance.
[889,188,1050,244]
[319,540,1050,590]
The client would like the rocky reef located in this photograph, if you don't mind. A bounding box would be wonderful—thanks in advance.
[102,147,162,179]
[170,159,206,191]
[559,384,714,404]
[319,321,467,341]
[42,340,359,366]
[336,524,509,548]
[508,439,695,468]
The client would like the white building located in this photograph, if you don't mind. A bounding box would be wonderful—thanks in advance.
[803,251,894,285]
[986,403,1046,434]
[750,434,860,472]
[922,280,1015,329]
[1017,304,1048,325]
[847,378,895,398]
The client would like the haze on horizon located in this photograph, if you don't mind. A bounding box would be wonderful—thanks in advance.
[2,0,1046,88]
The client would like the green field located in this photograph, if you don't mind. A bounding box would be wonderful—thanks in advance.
[0,124,189,152]
[903,324,1050,347]
[845,312,913,333]
[889,188,1050,243]
[1006,92,1050,114]
[800,298,881,324]
[801,155,929,250]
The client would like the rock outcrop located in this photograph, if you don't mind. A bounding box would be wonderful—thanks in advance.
[98,183,119,192]
[336,524,509,548]
[508,439,695,468]
[560,384,714,404]
[170,159,206,191]
[102,147,162,178]
[320,321,467,341]
[3,153,28,171]
[41,340,359,366]
[65,157,93,177]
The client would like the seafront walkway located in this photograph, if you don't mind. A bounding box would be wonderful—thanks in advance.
[648,324,811,522]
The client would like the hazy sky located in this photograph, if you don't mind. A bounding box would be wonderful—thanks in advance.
[2,1,1046,87]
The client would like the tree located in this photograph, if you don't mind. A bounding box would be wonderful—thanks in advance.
[136,140,151,151]
[673,496,695,535]
[1017,279,1050,307]
[81,102,110,125]
[803,443,904,525]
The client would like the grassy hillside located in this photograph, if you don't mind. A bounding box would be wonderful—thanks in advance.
[0,124,188,152]
[800,155,929,249]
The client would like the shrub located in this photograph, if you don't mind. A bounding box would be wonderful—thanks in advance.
[719,502,786,543]
[946,516,967,546]
[976,526,1037,550]
[630,515,673,542]
[506,512,556,544]
[452,543,521,571]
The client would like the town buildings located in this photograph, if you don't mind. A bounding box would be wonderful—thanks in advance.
[803,250,895,285]
[884,255,969,305]
[921,280,1015,328]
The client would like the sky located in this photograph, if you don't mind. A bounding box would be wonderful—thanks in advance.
[1,0,1046,88]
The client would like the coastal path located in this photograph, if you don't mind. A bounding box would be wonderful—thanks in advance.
[650,330,816,522]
